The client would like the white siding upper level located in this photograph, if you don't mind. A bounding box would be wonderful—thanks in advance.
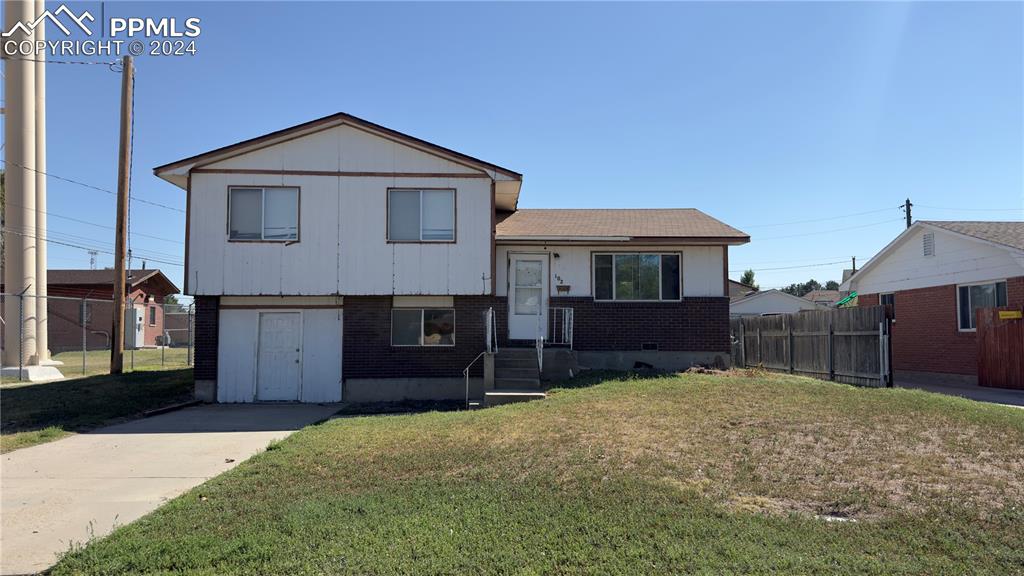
[495,244,726,298]
[186,125,494,296]
[843,225,1024,295]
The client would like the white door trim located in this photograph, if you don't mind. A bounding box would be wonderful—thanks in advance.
[254,310,303,402]
[507,252,549,341]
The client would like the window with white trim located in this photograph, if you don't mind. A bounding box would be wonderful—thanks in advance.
[391,308,455,346]
[388,189,455,242]
[228,187,299,241]
[593,253,681,301]
[957,281,1007,330]
[149,306,157,326]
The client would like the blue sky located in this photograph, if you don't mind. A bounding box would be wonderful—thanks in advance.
[5,1,1023,294]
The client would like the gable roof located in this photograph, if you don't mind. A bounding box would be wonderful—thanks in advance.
[803,289,841,303]
[153,112,521,184]
[47,269,180,294]
[495,209,749,244]
[839,220,1024,291]
[730,288,824,310]
[728,279,758,300]
[920,221,1024,252]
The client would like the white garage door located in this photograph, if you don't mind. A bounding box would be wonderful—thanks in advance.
[257,312,302,401]
[218,307,342,403]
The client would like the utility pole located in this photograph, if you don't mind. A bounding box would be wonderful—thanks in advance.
[903,198,912,229]
[110,55,134,374]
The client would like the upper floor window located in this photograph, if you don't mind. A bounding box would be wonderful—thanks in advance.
[229,186,299,241]
[388,189,455,242]
[958,281,1007,331]
[593,253,681,301]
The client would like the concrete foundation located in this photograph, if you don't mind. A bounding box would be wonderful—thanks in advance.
[896,370,978,387]
[344,377,484,403]
[195,379,216,403]
[575,350,729,372]
[1,365,65,383]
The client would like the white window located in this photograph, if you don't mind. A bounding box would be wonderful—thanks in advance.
[391,309,455,346]
[388,189,455,242]
[957,281,1007,330]
[593,253,681,301]
[228,187,299,241]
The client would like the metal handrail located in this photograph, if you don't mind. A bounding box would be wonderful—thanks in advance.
[463,351,486,408]
[549,307,574,348]
[536,308,544,374]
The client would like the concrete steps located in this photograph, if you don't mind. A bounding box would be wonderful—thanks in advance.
[484,389,546,407]
[485,348,545,407]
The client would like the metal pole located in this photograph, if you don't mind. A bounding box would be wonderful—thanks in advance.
[82,299,87,375]
[162,330,166,366]
[34,0,50,362]
[187,306,193,366]
[18,295,24,380]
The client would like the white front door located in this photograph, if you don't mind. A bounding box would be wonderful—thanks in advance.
[256,312,302,401]
[508,254,549,341]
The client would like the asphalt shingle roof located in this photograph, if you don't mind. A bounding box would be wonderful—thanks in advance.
[923,221,1024,252]
[495,209,748,241]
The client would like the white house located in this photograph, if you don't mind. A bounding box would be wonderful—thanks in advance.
[154,113,750,404]
[841,220,1024,383]
[729,289,826,318]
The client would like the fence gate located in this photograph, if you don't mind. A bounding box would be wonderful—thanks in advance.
[977,307,1024,390]
[730,305,892,388]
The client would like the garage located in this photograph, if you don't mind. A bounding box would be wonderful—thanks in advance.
[216,302,343,403]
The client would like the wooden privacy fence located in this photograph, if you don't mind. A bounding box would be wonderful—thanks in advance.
[977,307,1024,390]
[730,305,892,387]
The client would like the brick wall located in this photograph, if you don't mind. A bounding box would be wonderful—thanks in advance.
[553,296,731,353]
[193,296,219,381]
[858,276,1024,375]
[343,296,498,379]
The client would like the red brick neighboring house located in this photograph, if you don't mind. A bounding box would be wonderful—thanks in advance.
[841,221,1024,384]
[3,269,180,354]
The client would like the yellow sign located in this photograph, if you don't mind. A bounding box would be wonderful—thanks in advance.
[998,310,1023,320]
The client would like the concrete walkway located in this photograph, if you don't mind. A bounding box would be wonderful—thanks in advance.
[1,403,340,575]
[897,380,1024,408]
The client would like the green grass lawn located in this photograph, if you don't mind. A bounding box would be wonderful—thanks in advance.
[0,368,194,452]
[48,348,191,378]
[52,371,1024,575]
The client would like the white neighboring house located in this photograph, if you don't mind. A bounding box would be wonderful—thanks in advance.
[729,289,826,318]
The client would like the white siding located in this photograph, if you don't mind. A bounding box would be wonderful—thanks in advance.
[204,124,483,175]
[849,227,1024,295]
[495,244,725,298]
[299,309,343,403]
[730,290,823,317]
[217,310,258,403]
[216,307,342,403]
[189,171,492,295]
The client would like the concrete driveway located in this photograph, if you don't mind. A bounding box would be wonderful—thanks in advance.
[1,403,340,576]
[897,380,1024,408]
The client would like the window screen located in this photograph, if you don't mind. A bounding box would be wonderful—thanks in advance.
[388,189,455,241]
[229,187,298,241]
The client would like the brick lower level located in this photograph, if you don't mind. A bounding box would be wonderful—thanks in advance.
[857,276,1024,376]
[193,294,731,387]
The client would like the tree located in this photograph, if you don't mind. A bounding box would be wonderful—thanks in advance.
[739,269,758,290]
[825,280,839,291]
[781,279,822,297]
[163,294,184,313]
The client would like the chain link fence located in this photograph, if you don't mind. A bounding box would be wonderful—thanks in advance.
[1,292,193,382]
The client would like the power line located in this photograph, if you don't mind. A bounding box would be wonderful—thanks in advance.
[756,218,904,241]
[740,207,897,229]
[3,198,183,244]
[5,221,183,262]
[914,205,1024,213]
[728,259,850,273]
[1,228,183,267]
[0,159,185,213]
[2,56,119,66]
